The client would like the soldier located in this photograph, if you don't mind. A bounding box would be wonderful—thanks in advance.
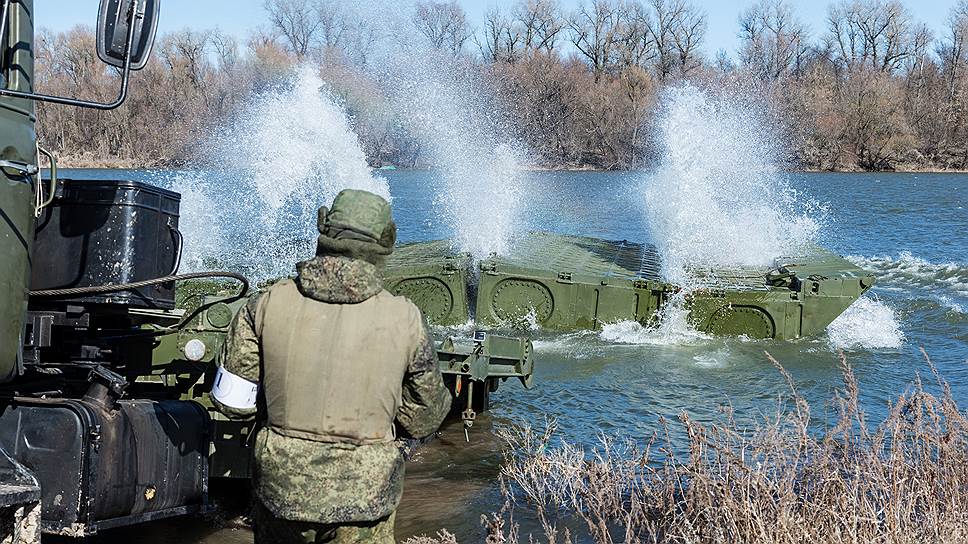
[210,189,452,543]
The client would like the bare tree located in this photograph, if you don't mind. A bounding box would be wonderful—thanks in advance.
[739,0,810,80]
[263,0,321,58]
[515,0,565,54]
[413,1,473,55]
[166,30,212,90]
[826,0,920,74]
[840,70,916,169]
[938,0,968,95]
[342,18,380,68]
[649,0,706,79]
[478,7,519,62]
[479,1,563,63]
[669,1,705,75]
[50,27,102,90]
[614,1,657,71]
[210,30,240,71]
[317,2,346,49]
[715,49,736,74]
[568,0,625,81]
[902,23,933,80]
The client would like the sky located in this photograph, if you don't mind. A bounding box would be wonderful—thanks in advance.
[38,0,959,58]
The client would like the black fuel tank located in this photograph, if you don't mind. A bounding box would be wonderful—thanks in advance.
[0,398,209,535]
[30,178,181,309]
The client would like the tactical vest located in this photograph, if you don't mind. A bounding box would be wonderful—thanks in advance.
[254,280,422,445]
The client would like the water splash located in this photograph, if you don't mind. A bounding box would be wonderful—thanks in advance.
[599,294,711,345]
[643,85,821,285]
[172,66,389,280]
[217,64,389,210]
[346,2,534,260]
[167,175,223,271]
[531,330,606,359]
[692,347,732,368]
[381,54,531,260]
[826,296,904,350]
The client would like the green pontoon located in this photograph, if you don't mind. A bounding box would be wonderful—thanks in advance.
[386,232,876,340]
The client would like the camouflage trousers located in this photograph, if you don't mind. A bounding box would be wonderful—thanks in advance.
[254,501,396,544]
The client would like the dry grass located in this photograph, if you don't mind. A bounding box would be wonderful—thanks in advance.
[406,350,968,544]
[406,530,459,544]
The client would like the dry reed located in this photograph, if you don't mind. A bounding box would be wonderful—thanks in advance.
[407,350,968,544]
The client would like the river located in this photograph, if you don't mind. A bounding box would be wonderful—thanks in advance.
[50,169,967,543]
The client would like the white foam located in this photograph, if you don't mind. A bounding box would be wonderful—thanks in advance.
[599,293,711,345]
[848,252,968,297]
[643,85,821,285]
[692,347,732,368]
[431,319,478,336]
[532,331,602,359]
[935,295,965,314]
[826,296,904,350]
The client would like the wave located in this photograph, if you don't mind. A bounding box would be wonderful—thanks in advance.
[826,296,905,350]
[848,252,968,297]
[599,291,711,346]
[599,319,711,346]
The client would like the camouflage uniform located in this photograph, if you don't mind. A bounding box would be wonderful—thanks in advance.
[213,190,452,544]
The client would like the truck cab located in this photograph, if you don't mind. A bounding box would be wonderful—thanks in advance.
[0,2,173,541]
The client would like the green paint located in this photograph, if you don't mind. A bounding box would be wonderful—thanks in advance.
[385,232,875,341]
[384,240,472,326]
[0,0,36,382]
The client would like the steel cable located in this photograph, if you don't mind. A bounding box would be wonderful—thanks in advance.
[28,271,249,299]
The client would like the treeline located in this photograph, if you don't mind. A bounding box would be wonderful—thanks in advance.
[34,0,968,171]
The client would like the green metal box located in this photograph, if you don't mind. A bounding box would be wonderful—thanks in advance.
[682,245,875,339]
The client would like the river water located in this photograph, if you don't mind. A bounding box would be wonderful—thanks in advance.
[54,169,966,543]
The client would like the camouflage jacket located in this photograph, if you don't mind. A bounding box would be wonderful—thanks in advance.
[212,255,451,523]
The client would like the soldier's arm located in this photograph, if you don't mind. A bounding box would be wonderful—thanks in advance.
[211,295,263,420]
[396,310,452,439]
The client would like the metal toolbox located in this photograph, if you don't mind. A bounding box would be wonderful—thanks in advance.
[30,179,181,309]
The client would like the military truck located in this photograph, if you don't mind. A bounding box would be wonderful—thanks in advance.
[0,2,534,541]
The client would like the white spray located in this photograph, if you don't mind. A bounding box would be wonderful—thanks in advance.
[387,56,530,259]
[604,85,823,343]
[344,1,534,261]
[826,296,904,350]
[173,66,389,280]
[218,65,389,209]
[643,85,820,285]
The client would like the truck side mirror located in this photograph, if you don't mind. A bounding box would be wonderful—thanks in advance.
[97,0,161,71]
[0,0,161,110]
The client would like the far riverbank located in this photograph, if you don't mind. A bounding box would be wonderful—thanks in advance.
[46,155,968,175]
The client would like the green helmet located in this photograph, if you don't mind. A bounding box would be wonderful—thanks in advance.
[320,190,392,244]
[316,189,396,265]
